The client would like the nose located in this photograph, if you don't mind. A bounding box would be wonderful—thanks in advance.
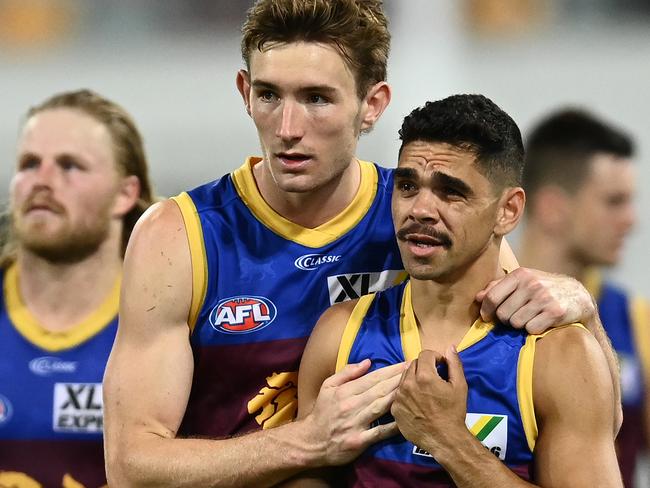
[410,190,440,223]
[32,159,60,188]
[275,100,304,142]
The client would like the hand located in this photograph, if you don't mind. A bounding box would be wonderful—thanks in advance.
[476,267,596,334]
[391,347,467,455]
[305,360,406,466]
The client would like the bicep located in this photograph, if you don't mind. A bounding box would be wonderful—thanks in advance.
[532,327,622,487]
[104,200,195,447]
[296,301,355,419]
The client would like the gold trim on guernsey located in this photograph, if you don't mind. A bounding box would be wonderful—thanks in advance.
[631,296,650,387]
[231,157,379,248]
[400,281,494,361]
[3,263,120,352]
[516,323,587,452]
[583,267,603,300]
[335,294,377,372]
[171,193,208,333]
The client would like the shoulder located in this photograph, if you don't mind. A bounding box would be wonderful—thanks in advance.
[533,324,613,415]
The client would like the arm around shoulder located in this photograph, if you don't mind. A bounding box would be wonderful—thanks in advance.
[533,325,623,487]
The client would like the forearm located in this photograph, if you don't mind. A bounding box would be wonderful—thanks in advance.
[430,430,537,488]
[582,308,623,433]
[108,419,322,488]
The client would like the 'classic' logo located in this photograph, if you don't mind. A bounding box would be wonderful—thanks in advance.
[29,356,78,376]
[210,296,277,334]
[294,254,341,271]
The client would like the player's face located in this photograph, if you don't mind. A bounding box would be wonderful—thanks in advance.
[240,41,367,194]
[10,108,124,262]
[392,141,505,281]
[567,154,636,267]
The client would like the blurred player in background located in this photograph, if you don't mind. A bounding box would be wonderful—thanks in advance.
[0,89,155,487]
[104,1,620,486]
[519,108,649,487]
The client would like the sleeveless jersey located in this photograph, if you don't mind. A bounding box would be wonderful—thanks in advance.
[585,270,650,487]
[174,158,404,437]
[0,264,119,488]
[336,281,544,487]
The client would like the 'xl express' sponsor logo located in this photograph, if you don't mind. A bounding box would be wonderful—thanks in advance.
[294,254,341,271]
[53,383,103,434]
[29,356,78,376]
[210,296,277,334]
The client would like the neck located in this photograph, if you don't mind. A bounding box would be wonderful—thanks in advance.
[15,227,123,333]
[518,221,587,281]
[410,243,503,351]
[253,158,361,228]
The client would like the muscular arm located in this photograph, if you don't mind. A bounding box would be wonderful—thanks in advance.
[533,326,622,487]
[103,200,313,486]
[104,201,403,487]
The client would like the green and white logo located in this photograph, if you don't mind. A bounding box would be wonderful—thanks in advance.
[466,413,508,460]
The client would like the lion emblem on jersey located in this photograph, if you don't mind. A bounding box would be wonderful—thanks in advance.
[247,371,298,429]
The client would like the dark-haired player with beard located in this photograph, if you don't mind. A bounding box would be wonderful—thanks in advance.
[0,89,155,487]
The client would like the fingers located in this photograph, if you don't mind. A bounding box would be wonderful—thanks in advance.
[340,361,408,395]
[325,359,371,387]
[359,419,399,446]
[445,345,467,391]
[356,375,401,424]
[477,275,518,322]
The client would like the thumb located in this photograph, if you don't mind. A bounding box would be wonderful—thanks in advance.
[446,345,466,389]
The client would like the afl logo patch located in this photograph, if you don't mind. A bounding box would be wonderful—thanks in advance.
[0,394,12,426]
[210,296,277,334]
[294,253,341,271]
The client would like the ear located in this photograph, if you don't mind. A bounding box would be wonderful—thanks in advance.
[112,175,141,218]
[530,185,571,234]
[493,187,525,237]
[236,69,252,116]
[359,81,391,131]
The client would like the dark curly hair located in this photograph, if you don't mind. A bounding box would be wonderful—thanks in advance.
[398,94,524,188]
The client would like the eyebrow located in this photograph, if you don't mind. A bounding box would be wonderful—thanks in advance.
[251,80,339,96]
[395,167,474,197]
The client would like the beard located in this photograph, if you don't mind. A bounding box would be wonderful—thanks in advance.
[12,211,112,264]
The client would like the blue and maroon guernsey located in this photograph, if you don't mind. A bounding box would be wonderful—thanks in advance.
[584,270,650,487]
[0,264,117,488]
[335,281,558,487]
[173,157,404,437]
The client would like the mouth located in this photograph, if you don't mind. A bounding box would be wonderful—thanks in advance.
[396,226,452,258]
[275,152,312,169]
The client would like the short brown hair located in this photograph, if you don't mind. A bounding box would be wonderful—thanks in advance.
[1,89,155,264]
[241,0,390,99]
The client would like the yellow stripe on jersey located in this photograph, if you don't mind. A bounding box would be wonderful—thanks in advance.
[3,263,120,351]
[232,157,379,249]
[336,294,377,372]
[517,323,587,452]
[171,193,208,333]
[631,297,650,386]
[401,281,494,359]
[400,281,422,362]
